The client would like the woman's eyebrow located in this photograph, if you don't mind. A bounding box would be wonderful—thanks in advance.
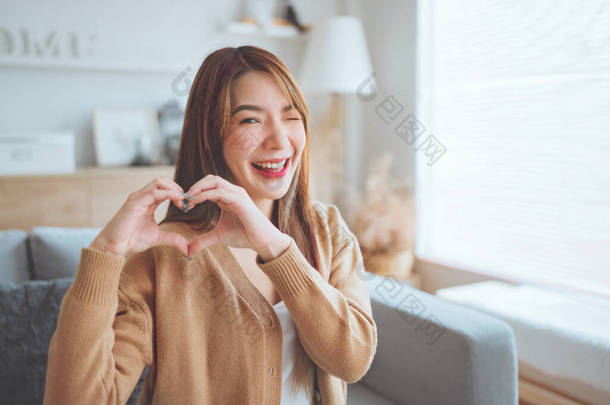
[231,103,294,116]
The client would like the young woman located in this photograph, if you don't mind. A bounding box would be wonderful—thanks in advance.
[43,46,377,405]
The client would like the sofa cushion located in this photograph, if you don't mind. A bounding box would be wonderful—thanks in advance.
[0,277,149,404]
[0,278,73,402]
[29,227,101,280]
[0,229,31,284]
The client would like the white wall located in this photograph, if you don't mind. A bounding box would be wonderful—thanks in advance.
[0,0,410,176]
[0,0,338,167]
[348,0,418,191]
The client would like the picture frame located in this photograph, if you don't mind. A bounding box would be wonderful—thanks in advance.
[93,108,161,166]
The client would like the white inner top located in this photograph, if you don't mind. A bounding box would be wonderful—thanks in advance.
[272,300,315,405]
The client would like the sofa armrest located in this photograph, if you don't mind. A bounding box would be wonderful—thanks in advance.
[359,274,518,405]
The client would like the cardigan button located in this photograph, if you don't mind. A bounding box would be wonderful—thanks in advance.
[266,318,273,327]
[268,366,274,376]
[314,389,321,402]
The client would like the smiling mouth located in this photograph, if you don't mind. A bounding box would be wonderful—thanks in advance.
[251,157,290,178]
[251,158,289,172]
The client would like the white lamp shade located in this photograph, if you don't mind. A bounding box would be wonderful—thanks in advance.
[299,16,375,95]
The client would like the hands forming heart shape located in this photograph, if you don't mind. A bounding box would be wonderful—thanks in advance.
[89,174,290,259]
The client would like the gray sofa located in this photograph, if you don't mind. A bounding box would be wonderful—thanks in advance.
[0,227,518,405]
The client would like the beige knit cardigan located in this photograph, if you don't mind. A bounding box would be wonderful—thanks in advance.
[43,201,378,404]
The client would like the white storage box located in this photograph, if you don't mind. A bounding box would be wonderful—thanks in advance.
[0,131,76,175]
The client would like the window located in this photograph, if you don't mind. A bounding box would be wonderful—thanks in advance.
[415,0,610,298]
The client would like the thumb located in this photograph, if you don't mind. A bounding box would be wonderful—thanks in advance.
[155,231,189,257]
[188,231,221,258]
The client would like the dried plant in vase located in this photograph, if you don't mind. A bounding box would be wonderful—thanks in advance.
[350,151,415,280]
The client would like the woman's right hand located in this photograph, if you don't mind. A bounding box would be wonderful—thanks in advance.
[88,176,189,257]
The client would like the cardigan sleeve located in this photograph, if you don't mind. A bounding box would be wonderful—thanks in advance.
[43,247,154,405]
[255,203,378,383]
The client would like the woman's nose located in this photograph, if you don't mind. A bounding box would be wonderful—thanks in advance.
[262,117,290,149]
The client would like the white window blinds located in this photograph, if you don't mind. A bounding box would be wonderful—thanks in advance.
[415,0,610,298]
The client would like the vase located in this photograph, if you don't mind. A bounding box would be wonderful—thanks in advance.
[363,249,415,280]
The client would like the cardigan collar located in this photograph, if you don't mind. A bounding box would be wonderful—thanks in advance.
[208,242,281,312]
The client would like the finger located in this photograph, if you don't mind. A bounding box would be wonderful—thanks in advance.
[187,174,242,198]
[135,176,184,198]
[186,174,218,198]
[186,187,237,211]
[128,189,184,212]
[188,230,221,258]
[150,189,187,211]
[155,231,189,256]
[156,176,184,194]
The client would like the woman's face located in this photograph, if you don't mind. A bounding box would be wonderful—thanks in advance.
[223,70,306,201]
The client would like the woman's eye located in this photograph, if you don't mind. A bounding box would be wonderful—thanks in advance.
[241,118,258,124]
[287,117,301,121]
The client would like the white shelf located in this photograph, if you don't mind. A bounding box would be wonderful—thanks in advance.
[223,21,308,39]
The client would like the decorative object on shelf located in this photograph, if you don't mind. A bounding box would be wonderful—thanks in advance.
[158,100,184,165]
[350,151,415,281]
[0,26,184,74]
[299,15,375,214]
[93,108,161,167]
[0,131,75,176]
[225,0,310,37]
[130,136,152,166]
[225,18,310,37]
[282,0,307,33]
[246,0,276,30]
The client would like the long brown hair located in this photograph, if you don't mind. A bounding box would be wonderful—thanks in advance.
[160,46,318,397]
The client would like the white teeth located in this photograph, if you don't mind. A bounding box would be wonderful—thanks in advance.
[253,159,287,170]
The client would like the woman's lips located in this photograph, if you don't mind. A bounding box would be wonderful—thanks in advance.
[251,157,290,178]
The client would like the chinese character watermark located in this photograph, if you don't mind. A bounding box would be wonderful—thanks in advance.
[313,203,446,345]
[357,73,447,166]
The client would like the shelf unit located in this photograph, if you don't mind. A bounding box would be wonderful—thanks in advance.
[0,165,175,231]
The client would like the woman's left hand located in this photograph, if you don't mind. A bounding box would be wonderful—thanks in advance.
[184,174,291,260]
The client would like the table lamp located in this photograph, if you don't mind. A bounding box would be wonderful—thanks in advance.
[299,15,375,212]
